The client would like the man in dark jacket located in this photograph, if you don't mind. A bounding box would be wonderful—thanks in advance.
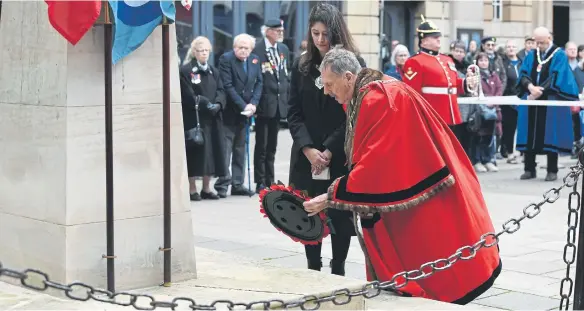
[480,36,507,92]
[517,36,535,61]
[500,39,522,162]
[252,20,291,193]
[215,33,263,197]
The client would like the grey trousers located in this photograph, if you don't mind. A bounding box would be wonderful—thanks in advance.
[214,122,246,193]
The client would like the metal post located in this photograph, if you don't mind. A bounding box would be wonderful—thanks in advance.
[574,151,584,309]
[161,19,172,287]
[102,1,115,293]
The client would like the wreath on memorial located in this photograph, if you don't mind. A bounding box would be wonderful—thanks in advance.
[259,183,330,246]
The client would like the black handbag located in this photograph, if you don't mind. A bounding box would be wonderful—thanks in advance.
[185,95,204,147]
[467,105,483,133]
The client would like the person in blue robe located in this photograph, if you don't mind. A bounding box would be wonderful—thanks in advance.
[516,27,580,181]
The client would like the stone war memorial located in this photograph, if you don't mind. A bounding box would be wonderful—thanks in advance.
[2,1,567,311]
[0,1,381,310]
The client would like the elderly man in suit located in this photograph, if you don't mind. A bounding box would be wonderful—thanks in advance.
[215,33,263,197]
[252,19,291,193]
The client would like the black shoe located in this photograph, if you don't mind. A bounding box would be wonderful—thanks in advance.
[231,186,255,196]
[256,183,266,194]
[190,192,201,201]
[217,192,227,199]
[520,171,536,180]
[545,172,558,181]
[330,259,346,276]
[200,191,220,200]
[307,257,322,271]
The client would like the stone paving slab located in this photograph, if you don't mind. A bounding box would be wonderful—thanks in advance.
[473,291,560,310]
[0,247,494,310]
[0,247,370,310]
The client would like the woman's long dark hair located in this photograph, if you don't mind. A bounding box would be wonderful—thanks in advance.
[299,3,359,75]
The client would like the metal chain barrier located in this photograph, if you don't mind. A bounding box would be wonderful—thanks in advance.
[560,169,581,310]
[0,165,582,311]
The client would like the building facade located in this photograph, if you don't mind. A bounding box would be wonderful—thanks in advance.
[383,0,584,55]
[174,0,584,72]
[174,0,381,70]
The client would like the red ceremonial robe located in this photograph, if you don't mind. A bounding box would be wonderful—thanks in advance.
[326,69,501,304]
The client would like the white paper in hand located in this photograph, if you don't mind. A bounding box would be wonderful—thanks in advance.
[312,167,330,180]
[241,110,253,117]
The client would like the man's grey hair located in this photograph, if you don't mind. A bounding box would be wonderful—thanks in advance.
[319,46,362,76]
[233,33,256,49]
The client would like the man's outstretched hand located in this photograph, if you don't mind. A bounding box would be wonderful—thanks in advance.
[303,193,328,216]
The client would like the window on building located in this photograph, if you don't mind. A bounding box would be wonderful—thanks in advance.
[280,1,298,60]
[213,1,234,67]
[492,0,502,21]
[457,28,484,52]
[245,1,264,39]
[175,0,194,64]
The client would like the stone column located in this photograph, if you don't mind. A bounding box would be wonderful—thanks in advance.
[343,0,380,70]
[0,2,197,291]
[532,0,553,30]
[570,0,584,41]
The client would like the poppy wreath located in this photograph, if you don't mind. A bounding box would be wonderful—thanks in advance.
[259,183,331,245]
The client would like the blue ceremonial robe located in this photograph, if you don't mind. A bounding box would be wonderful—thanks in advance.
[516,45,579,154]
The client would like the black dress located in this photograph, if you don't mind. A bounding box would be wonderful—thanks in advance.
[287,56,366,237]
[179,61,228,177]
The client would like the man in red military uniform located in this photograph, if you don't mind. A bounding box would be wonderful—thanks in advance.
[402,16,474,137]
[304,47,500,304]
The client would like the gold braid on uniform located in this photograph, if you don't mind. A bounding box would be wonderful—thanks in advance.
[344,69,385,169]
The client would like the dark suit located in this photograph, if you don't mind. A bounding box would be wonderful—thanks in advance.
[252,39,291,187]
[215,51,263,194]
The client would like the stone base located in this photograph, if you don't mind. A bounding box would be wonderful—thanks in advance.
[0,211,196,291]
[0,247,486,310]
[0,1,196,291]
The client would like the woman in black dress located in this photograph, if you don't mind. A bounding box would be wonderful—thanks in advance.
[179,36,228,201]
[287,3,365,276]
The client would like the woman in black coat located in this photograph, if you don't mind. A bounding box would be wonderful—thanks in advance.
[500,40,522,164]
[179,36,228,201]
[287,3,365,276]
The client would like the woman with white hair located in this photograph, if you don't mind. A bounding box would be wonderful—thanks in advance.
[179,36,228,201]
[384,44,410,80]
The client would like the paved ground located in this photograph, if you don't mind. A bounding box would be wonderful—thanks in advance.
[191,128,583,311]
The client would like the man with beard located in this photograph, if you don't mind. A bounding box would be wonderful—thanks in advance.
[516,26,579,181]
[252,20,291,193]
[303,46,501,305]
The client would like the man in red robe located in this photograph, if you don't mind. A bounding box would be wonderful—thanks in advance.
[304,47,502,304]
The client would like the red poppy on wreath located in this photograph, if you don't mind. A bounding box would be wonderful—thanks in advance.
[252,58,258,64]
[259,183,330,245]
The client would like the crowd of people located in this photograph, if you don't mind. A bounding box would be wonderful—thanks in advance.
[383,33,584,179]
[179,3,584,304]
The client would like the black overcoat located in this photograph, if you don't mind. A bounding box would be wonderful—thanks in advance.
[287,55,366,237]
[179,61,228,177]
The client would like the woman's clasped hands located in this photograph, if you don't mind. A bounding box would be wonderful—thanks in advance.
[303,147,331,175]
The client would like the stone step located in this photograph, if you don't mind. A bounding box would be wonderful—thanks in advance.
[0,247,494,310]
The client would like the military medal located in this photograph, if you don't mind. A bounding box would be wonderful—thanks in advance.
[259,183,330,245]
[191,73,201,84]
[536,64,542,72]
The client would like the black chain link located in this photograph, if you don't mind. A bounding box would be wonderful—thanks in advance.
[0,166,582,310]
[560,166,582,310]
